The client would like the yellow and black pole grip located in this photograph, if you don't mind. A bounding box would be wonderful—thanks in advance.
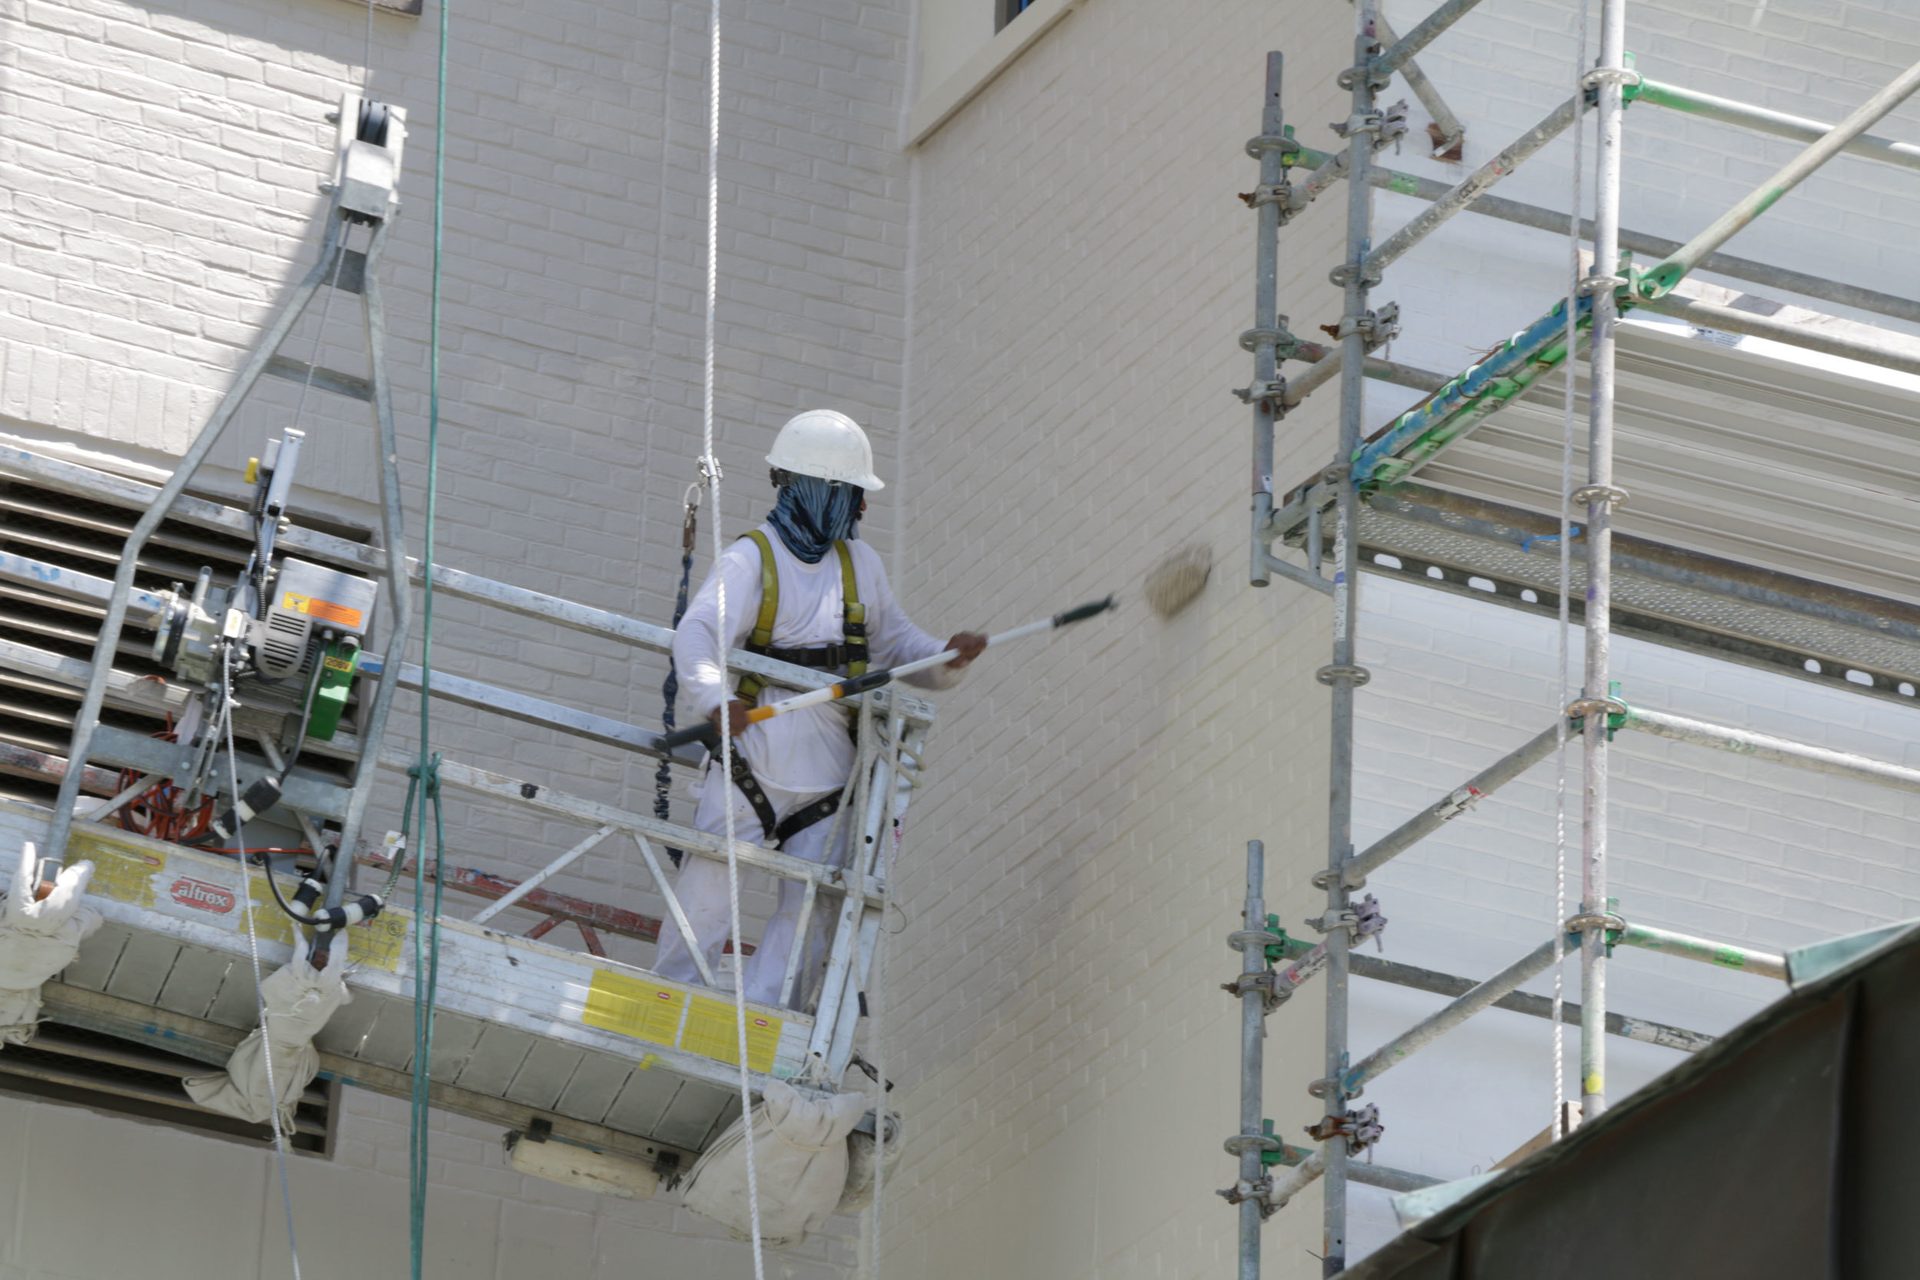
[656,595,1116,753]
[290,874,385,931]
[189,774,285,847]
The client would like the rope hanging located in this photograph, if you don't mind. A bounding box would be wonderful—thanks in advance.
[696,0,768,1268]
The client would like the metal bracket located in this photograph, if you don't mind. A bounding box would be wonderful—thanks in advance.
[1332,301,1401,344]
[1239,322,1302,358]
[1434,784,1485,821]
[1239,183,1292,209]
[1222,969,1287,1013]
[1216,1175,1278,1219]
[1570,482,1630,508]
[1299,894,1386,951]
[1306,1103,1384,1156]
[1233,379,1288,409]
[1316,663,1372,687]
[1330,99,1409,149]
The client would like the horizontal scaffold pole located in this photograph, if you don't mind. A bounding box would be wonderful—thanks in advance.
[1615,923,1786,982]
[1620,707,1920,795]
[1284,148,1920,327]
[1344,723,1563,886]
[1342,937,1566,1095]
[1637,57,1920,300]
[1636,292,1920,378]
[1633,78,1920,174]
[1349,952,1714,1053]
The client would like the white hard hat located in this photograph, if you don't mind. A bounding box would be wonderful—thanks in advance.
[766,409,885,490]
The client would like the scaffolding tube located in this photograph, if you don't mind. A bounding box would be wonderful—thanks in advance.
[1638,57,1920,300]
[1341,937,1567,1096]
[1349,952,1715,1054]
[1636,293,1920,378]
[1620,707,1920,795]
[1373,0,1486,79]
[1283,350,1449,409]
[1286,147,1920,327]
[1317,5,1383,1267]
[1248,53,1289,590]
[1615,924,1787,982]
[1231,841,1275,1280]
[1366,95,1579,276]
[1579,0,1631,1124]
[1343,723,1563,886]
[1271,1145,1444,1196]
[1633,78,1920,175]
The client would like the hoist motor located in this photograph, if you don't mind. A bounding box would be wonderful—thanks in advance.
[148,429,376,745]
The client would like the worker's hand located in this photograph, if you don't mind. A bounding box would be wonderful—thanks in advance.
[945,632,987,668]
[710,700,753,737]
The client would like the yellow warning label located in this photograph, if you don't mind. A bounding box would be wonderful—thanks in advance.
[282,592,365,631]
[684,995,781,1074]
[71,832,160,908]
[241,879,407,972]
[584,970,687,1048]
[322,653,356,673]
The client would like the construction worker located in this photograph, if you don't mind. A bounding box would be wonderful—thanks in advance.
[654,409,986,1009]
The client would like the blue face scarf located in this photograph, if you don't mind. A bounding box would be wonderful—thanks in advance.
[767,474,863,564]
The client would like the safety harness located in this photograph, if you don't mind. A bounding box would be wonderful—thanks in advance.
[724,530,866,848]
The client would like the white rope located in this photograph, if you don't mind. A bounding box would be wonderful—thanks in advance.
[698,0,767,1271]
[220,647,303,1279]
[1551,0,1594,1142]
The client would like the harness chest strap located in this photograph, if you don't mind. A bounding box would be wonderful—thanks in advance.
[721,529,865,847]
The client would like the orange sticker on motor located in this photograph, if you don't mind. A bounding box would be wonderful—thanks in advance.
[283,592,364,630]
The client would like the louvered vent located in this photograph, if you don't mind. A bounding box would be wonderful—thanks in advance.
[0,1022,336,1156]
[0,474,369,806]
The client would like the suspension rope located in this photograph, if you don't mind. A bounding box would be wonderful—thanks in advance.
[699,0,766,1268]
[1552,0,1594,1142]
[406,0,453,1270]
[220,646,303,1280]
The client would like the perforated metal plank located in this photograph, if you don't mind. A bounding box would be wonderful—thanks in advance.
[555,1051,636,1125]
[502,1038,586,1110]
[102,934,183,1006]
[152,947,236,1020]
[452,1024,536,1096]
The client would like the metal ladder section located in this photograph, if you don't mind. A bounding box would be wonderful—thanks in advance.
[0,441,935,1159]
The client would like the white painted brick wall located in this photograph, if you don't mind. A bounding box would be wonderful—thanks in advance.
[8,0,1920,1275]
[1,0,909,1271]
[888,0,1920,1276]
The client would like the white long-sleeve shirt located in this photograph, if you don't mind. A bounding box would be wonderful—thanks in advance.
[670,523,963,792]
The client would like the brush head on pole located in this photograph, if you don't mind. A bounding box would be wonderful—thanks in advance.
[1144,545,1212,619]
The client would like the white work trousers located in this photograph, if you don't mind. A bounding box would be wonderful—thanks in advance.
[652,765,844,1010]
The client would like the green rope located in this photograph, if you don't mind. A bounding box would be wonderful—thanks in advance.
[409,0,451,1271]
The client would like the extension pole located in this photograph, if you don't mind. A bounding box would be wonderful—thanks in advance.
[1637,56,1920,300]
[1578,0,1630,1123]
[1320,6,1380,1271]
[656,597,1114,750]
[1249,53,1287,588]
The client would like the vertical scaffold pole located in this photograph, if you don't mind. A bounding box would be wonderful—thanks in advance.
[1249,53,1287,587]
[1235,841,1270,1280]
[1321,4,1380,1271]
[1577,0,1630,1121]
